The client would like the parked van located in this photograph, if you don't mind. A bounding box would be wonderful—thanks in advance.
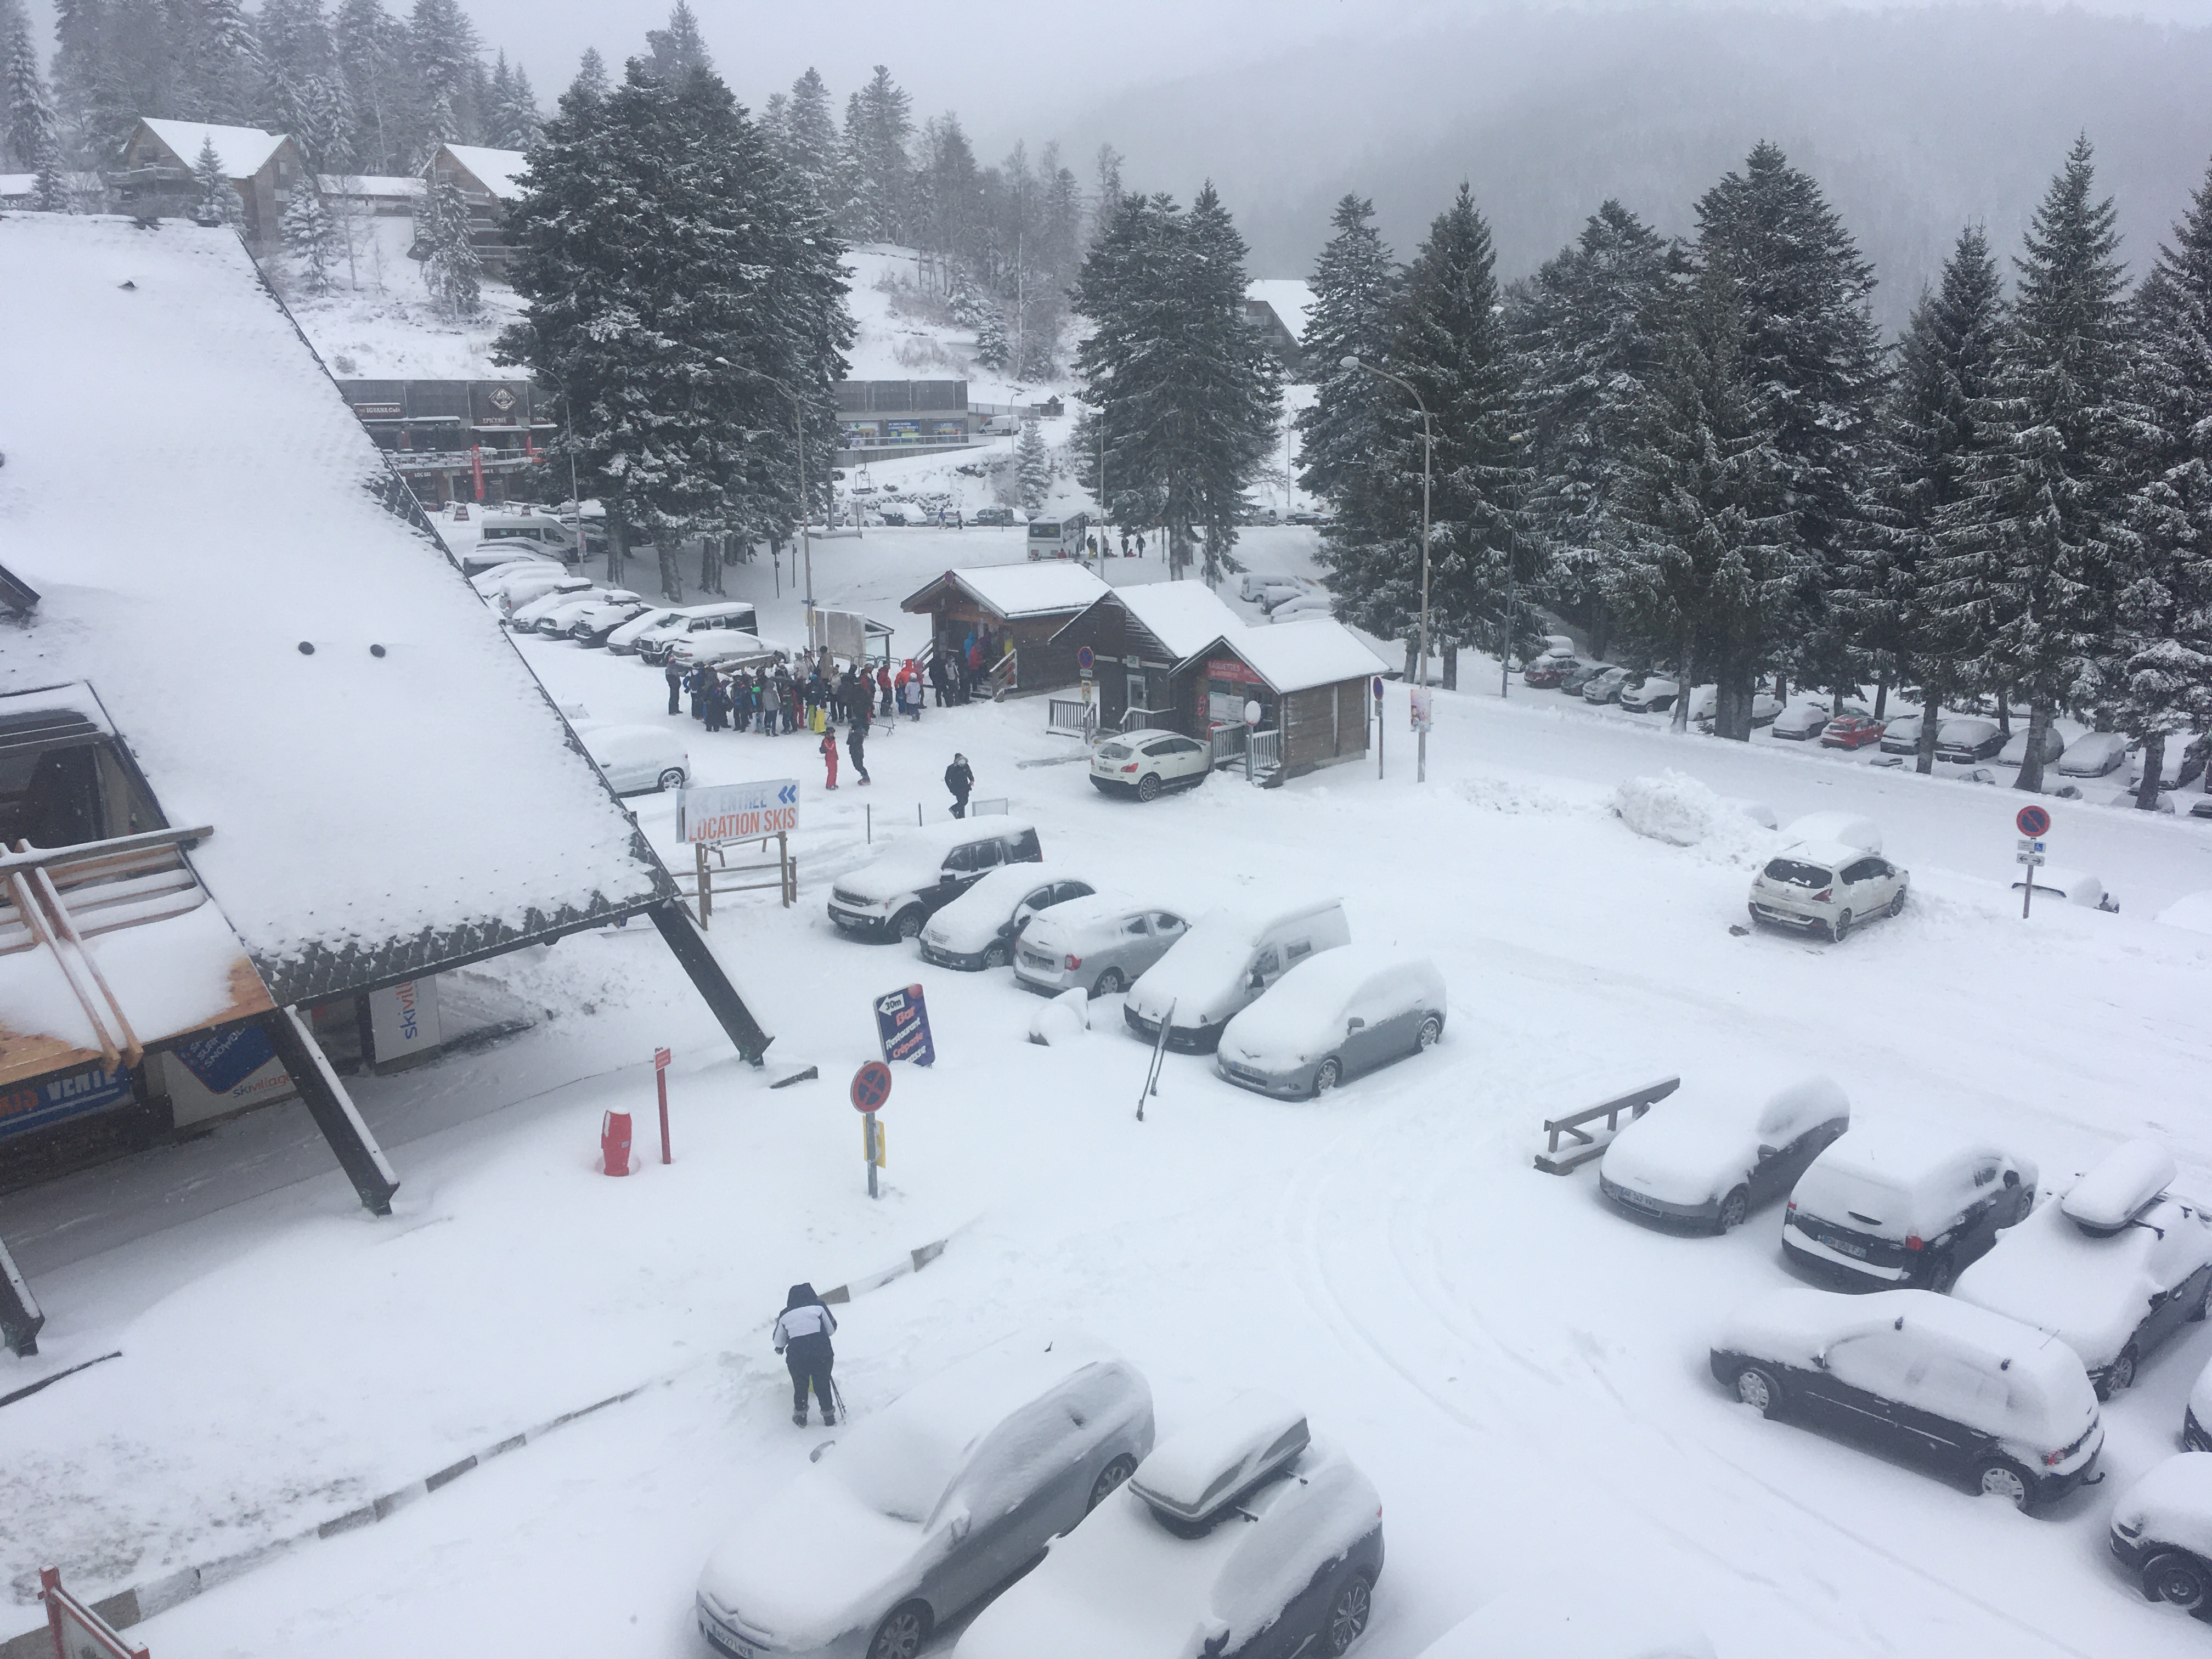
[1123,899,1350,1052]
[1215,948,1446,1098]
[477,511,579,561]
[1015,894,1191,999]
[827,819,1044,942]
[633,602,764,664]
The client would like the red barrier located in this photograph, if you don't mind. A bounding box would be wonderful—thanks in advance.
[600,1110,633,1177]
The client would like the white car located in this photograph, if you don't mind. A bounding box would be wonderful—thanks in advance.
[605,605,682,655]
[1090,729,1212,802]
[1237,572,1306,602]
[477,566,586,612]
[697,1334,1154,1659]
[953,1392,1384,1659]
[574,721,687,794]
[534,588,642,636]
[1999,725,2068,768]
[1747,841,1908,940]
[505,577,599,626]
[1215,949,1446,1099]
[2058,731,2131,776]
[2130,736,2208,790]
[460,544,563,578]
[634,602,765,664]
[1125,899,1351,1052]
[917,864,1096,971]
[1770,701,1842,740]
[1267,593,1334,623]
[1618,675,1680,714]
[565,594,658,644]
[1599,1076,1851,1233]
[1014,895,1190,998]
[669,632,790,674]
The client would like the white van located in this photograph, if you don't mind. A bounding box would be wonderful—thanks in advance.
[1124,898,1350,1052]
[477,511,579,560]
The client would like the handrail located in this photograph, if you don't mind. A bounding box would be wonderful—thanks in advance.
[1533,1075,1681,1175]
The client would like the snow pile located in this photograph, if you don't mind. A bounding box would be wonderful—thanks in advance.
[1610,772,1775,865]
[2157,891,2212,935]
[1029,988,1089,1046]
[1457,772,1591,816]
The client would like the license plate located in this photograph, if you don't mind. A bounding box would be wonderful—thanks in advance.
[1824,1234,1868,1259]
[699,1618,757,1659]
[1616,1188,1659,1210]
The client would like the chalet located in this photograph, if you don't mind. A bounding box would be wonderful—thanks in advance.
[110,119,307,249]
[1243,279,1314,378]
[416,143,527,273]
[900,564,1109,696]
[1047,580,1248,733]
[1175,620,1386,783]
[0,215,769,1357]
[318,173,424,218]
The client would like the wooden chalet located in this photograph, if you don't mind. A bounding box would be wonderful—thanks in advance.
[900,563,1109,695]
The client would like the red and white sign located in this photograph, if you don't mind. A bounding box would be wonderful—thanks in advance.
[653,1047,672,1071]
[850,1061,893,1114]
[679,779,802,844]
[1204,656,1266,687]
[2016,804,2051,838]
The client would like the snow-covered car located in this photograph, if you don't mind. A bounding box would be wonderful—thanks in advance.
[1935,717,2006,763]
[1777,810,1880,854]
[573,721,687,794]
[1781,1125,2036,1291]
[1268,593,1334,623]
[1769,701,1837,741]
[2109,1453,2212,1617]
[2108,786,2177,813]
[2058,731,2130,776]
[1692,689,1783,729]
[971,506,1016,527]
[605,605,682,655]
[1619,675,1680,714]
[2162,891,2212,936]
[2194,795,2212,821]
[1238,571,1305,602]
[566,594,658,644]
[534,587,642,636]
[828,820,1045,943]
[1214,949,1446,1099]
[476,509,581,560]
[1599,1076,1850,1233]
[953,1392,1384,1659]
[1747,842,1907,940]
[1877,713,1925,755]
[1999,725,2068,768]
[1560,661,1613,696]
[2188,1356,2212,1451]
[1956,1142,2212,1397]
[2011,866,2119,912]
[1090,729,1212,802]
[460,544,563,578]
[2130,737,2208,791]
[470,557,564,596]
[1125,899,1350,1053]
[1820,713,1887,749]
[669,633,791,674]
[1710,1287,2103,1512]
[1414,1587,1716,1659]
[696,1333,1154,1659]
[917,864,1095,972]
[1014,895,1190,998]
[1583,666,1637,704]
[496,572,593,618]
[634,601,764,664]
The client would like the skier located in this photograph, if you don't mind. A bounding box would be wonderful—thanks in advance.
[847,715,871,786]
[820,726,840,789]
[945,753,974,819]
[773,1283,838,1427]
[664,659,684,716]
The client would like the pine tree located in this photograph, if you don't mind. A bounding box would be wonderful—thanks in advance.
[408,0,479,159]
[841,65,911,243]
[191,133,243,224]
[503,63,540,148]
[1874,226,2008,772]
[5,19,66,209]
[283,182,340,291]
[641,2,711,80]
[421,173,481,315]
[1942,137,2138,792]
[194,0,262,125]
[1296,195,1397,523]
[0,0,20,152]
[2120,159,2212,807]
[780,67,842,215]
[1014,419,1052,511]
[568,47,607,103]
[972,301,1011,371]
[335,0,405,173]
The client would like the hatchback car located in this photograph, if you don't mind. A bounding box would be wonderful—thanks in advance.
[828,821,1045,942]
[1999,725,2068,768]
[1877,713,1925,755]
[1215,949,1444,1099]
[565,594,657,644]
[1820,714,1887,750]
[1559,661,1613,696]
[2110,1453,2212,1618]
[1711,1288,2103,1511]
[1600,1076,1850,1233]
[1770,701,1840,741]
[1126,899,1351,1053]
[1619,676,1680,714]
[503,575,596,624]
[1014,895,1190,998]
[1782,1126,2036,1292]
[953,1392,1384,1659]
[918,864,1094,970]
[2058,731,2130,777]
[604,605,682,655]
[2131,737,2209,792]
[536,588,643,637]
[1091,730,1212,802]
[1956,1141,2212,1397]
[1582,666,1637,705]
[573,721,686,794]
[697,1334,1153,1659]
[1936,718,2006,763]
[1521,658,1575,689]
[1747,842,1908,941]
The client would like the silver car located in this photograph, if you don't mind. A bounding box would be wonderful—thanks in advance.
[1014,894,1190,998]
[697,1334,1153,1659]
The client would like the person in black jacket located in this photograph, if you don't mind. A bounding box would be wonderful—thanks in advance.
[945,753,974,818]
[772,1283,838,1427]
[664,659,684,716]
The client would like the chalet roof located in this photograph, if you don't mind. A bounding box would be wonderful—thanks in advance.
[1051,580,1246,661]
[1178,618,1387,695]
[1244,278,1316,346]
[138,119,288,179]
[437,144,528,201]
[0,215,674,1007]
[901,563,1109,621]
[318,174,425,199]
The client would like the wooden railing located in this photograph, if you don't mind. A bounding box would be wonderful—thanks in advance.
[1533,1075,1682,1175]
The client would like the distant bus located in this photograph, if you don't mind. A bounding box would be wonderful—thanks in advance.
[1025,511,1092,560]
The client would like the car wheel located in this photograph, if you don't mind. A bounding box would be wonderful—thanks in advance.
[866,1601,931,1659]
[2145,1551,2212,1610]
[1136,772,1162,802]
[1733,1365,1782,1416]
[1924,1255,1957,1295]
[891,907,925,943]
[1311,1058,1342,1098]
[1091,967,1125,998]
[1973,1458,2033,1511]
[1087,1453,1137,1511]
[1716,1187,1750,1234]
[656,768,686,792]
[2108,1348,2140,1394]
[1321,1570,1374,1657]
[1415,1014,1442,1050]
[1830,909,1853,943]
[982,940,1009,969]
[1887,890,1906,918]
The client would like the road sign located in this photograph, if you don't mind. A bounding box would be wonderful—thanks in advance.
[1372,675,1385,703]
[849,1060,892,1113]
[2016,850,2046,866]
[2016,837,2045,854]
[679,778,800,844]
[2016,804,2051,838]
[873,984,937,1065]
[653,1046,671,1070]
[1076,646,1094,672]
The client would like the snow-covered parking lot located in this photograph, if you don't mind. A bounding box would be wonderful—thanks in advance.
[7,527,2212,1659]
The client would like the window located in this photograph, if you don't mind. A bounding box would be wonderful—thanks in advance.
[1764,859,1832,888]
[1285,939,1314,961]
[1841,859,1877,883]
[1156,912,1184,932]
[1973,1165,1999,1188]
[1251,947,1282,977]
[1122,916,1151,936]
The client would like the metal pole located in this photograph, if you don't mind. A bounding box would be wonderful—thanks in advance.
[1500,552,1514,700]
[657,1064,671,1164]
[865,1114,879,1198]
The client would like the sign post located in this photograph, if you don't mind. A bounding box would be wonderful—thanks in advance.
[1373,675,1386,780]
[653,1046,672,1164]
[1243,698,1261,783]
[850,1060,891,1199]
[2015,805,2051,919]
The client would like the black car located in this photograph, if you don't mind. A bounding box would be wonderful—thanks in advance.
[971,506,1016,526]
[824,820,1045,941]
[1712,1288,2105,1511]
[1781,1127,2036,1293]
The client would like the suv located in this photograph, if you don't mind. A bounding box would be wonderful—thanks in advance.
[1748,842,1908,941]
[1090,730,1212,801]
[827,820,1043,941]
[972,506,1016,527]
[1782,1126,2036,1292]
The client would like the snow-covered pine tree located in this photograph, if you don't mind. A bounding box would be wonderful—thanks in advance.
[1297,195,1397,534]
[335,0,406,173]
[1506,200,1679,661]
[781,67,844,218]
[1610,257,1796,739]
[5,20,66,210]
[0,0,20,151]
[841,65,911,243]
[193,0,262,125]
[1014,419,1052,511]
[421,173,481,316]
[2120,159,2212,808]
[190,134,243,224]
[504,63,540,148]
[1872,226,2008,772]
[408,0,479,157]
[568,46,608,103]
[973,302,1011,371]
[1942,137,2138,792]
[282,182,339,291]
[642,2,712,80]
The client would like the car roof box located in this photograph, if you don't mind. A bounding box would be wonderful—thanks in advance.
[1127,1391,1308,1533]
[2061,1139,2176,1235]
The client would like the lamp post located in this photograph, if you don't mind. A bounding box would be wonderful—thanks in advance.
[735,365,814,608]
[1345,354,1433,783]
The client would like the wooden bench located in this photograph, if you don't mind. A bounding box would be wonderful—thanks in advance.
[1534,1075,1681,1175]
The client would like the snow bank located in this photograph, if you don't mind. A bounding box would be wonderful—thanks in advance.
[1610,772,1776,866]
[1029,988,1089,1046]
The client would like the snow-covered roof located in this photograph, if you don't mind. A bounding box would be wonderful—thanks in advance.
[319,174,425,199]
[438,144,528,201]
[1245,278,1315,346]
[0,215,674,1006]
[901,563,1109,620]
[139,118,288,178]
[1177,618,1387,695]
[1052,579,1246,659]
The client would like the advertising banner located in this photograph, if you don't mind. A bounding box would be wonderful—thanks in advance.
[679,779,801,844]
[368,979,444,1068]
[873,984,937,1066]
[0,1064,133,1142]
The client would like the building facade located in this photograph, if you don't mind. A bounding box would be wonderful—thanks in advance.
[337,379,556,506]
[110,119,307,250]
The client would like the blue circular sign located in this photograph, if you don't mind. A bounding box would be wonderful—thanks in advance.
[1372,675,1385,701]
[1076,646,1095,670]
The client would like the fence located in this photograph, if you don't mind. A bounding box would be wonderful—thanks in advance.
[1047,698,1097,740]
[1248,729,1283,776]
[1210,726,1246,765]
[678,834,796,927]
[1533,1075,1681,1175]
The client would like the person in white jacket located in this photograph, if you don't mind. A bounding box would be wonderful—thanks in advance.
[774,1282,838,1427]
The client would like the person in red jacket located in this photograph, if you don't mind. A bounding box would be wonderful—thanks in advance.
[819,727,839,789]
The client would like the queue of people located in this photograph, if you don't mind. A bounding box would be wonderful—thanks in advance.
[663,652,938,738]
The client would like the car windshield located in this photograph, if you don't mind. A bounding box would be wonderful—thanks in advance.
[1763,859,1831,888]
[830,1410,964,1524]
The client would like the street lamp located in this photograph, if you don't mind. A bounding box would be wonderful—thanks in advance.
[733,365,815,608]
[1345,354,1434,783]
